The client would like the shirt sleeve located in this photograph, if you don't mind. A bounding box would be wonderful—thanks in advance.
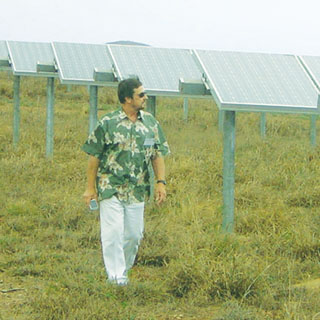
[154,121,170,158]
[81,121,107,159]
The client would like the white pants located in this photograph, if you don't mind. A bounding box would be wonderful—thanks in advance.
[99,196,144,285]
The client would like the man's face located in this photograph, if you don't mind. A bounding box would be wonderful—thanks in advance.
[131,86,148,111]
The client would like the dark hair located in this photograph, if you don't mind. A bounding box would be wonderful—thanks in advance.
[118,78,142,104]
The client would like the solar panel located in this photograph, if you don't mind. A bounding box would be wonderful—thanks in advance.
[107,45,202,95]
[298,55,320,92]
[194,50,319,114]
[7,41,56,77]
[0,41,10,70]
[0,41,8,58]
[53,42,115,86]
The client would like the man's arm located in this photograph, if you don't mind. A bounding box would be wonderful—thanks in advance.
[151,156,166,205]
[83,155,100,206]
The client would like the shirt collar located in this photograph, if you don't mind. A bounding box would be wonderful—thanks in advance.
[119,109,127,120]
[119,109,145,122]
[138,110,145,121]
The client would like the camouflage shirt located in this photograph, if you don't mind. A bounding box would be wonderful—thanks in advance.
[82,108,170,204]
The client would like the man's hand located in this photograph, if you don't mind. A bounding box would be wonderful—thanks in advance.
[83,189,98,207]
[151,156,167,205]
[83,156,100,207]
[155,183,166,205]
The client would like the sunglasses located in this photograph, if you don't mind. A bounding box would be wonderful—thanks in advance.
[138,92,147,98]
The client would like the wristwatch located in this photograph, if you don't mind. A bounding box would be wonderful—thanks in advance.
[156,180,167,185]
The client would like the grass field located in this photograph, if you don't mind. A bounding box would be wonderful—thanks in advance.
[1,73,320,319]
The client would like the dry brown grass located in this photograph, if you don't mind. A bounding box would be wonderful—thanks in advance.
[1,73,320,319]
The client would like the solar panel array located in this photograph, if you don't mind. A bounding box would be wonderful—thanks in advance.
[0,41,8,58]
[2,40,320,232]
[53,42,114,85]
[299,56,320,92]
[194,50,319,114]
[7,41,56,77]
[108,45,202,95]
[0,41,10,70]
[1,40,319,113]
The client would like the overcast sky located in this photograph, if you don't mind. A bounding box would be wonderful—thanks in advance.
[1,0,319,56]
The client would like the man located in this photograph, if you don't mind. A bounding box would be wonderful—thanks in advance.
[82,78,170,286]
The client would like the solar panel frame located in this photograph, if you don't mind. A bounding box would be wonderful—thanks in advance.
[7,41,57,77]
[52,42,116,86]
[0,41,11,71]
[107,44,205,96]
[298,55,320,92]
[193,49,320,114]
[0,41,8,57]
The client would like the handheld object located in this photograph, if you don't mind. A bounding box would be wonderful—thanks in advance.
[89,199,99,211]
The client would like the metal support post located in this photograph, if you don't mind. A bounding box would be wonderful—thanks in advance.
[13,76,21,148]
[46,78,55,158]
[218,110,224,131]
[89,86,98,134]
[222,110,236,233]
[260,112,266,138]
[183,97,189,122]
[310,115,317,147]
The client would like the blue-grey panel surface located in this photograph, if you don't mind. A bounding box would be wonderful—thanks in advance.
[0,41,10,71]
[0,41,8,58]
[108,44,202,94]
[53,42,114,85]
[195,50,319,113]
[299,55,320,91]
[7,41,55,76]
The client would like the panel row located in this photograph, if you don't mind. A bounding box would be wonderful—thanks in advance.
[0,40,319,114]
